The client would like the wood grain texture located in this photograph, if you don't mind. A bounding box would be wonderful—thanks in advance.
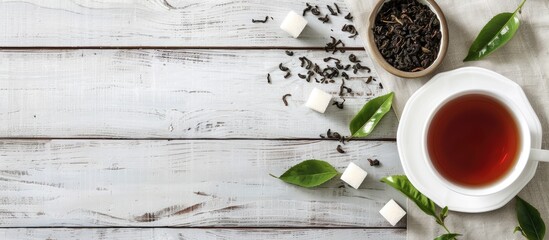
[0,228,406,240]
[0,49,397,139]
[0,139,405,227]
[0,0,362,47]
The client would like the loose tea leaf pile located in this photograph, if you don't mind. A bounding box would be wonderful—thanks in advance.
[265,3,383,154]
[373,0,441,72]
[267,2,378,110]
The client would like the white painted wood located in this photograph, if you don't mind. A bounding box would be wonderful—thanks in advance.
[0,139,404,227]
[0,0,362,47]
[0,49,397,139]
[0,228,406,240]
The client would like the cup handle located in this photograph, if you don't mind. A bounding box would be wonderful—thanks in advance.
[530,149,549,162]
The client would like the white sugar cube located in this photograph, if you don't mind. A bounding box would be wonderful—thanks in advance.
[305,88,332,113]
[280,11,308,38]
[340,162,368,189]
[379,199,406,226]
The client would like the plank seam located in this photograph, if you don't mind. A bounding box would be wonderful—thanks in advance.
[0,226,405,230]
[0,46,366,51]
[0,137,396,141]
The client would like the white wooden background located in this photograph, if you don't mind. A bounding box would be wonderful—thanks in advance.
[0,0,406,239]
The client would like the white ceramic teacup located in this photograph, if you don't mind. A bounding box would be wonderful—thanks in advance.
[421,90,549,196]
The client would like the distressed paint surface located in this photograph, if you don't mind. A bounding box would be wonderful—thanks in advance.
[0,49,397,139]
[0,139,404,227]
[0,0,362,47]
[0,0,408,238]
[0,228,406,240]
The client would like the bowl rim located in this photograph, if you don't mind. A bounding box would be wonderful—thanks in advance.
[366,0,449,78]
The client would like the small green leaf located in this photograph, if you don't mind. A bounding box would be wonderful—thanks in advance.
[440,206,449,222]
[515,196,546,240]
[464,0,526,61]
[349,92,394,137]
[275,160,338,188]
[381,175,437,217]
[435,218,444,226]
[434,233,461,240]
[514,226,526,237]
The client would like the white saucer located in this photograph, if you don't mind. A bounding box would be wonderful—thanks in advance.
[397,67,542,213]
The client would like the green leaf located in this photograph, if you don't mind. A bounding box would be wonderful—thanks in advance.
[464,0,526,61]
[440,206,449,222]
[381,175,437,217]
[349,92,394,137]
[515,196,546,240]
[437,206,449,225]
[275,160,338,188]
[434,233,461,240]
[514,226,527,237]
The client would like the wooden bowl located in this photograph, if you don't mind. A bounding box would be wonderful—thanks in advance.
[366,0,449,78]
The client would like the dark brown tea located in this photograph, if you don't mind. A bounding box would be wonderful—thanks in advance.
[427,94,520,187]
[373,0,442,72]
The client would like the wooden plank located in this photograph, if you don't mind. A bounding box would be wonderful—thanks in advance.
[0,49,398,139]
[0,139,405,227]
[0,228,406,240]
[0,0,362,47]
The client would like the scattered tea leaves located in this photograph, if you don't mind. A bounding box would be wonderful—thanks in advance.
[284,71,291,78]
[332,98,345,109]
[463,0,526,61]
[339,79,346,96]
[282,94,292,106]
[252,16,269,23]
[344,64,351,70]
[272,160,339,188]
[336,145,345,153]
[342,86,352,93]
[342,24,358,38]
[327,5,337,16]
[344,13,353,20]
[318,14,330,23]
[303,3,312,16]
[311,6,321,16]
[342,72,350,80]
[367,158,380,166]
[325,36,345,54]
[334,3,341,14]
[299,56,313,69]
[267,73,272,84]
[279,63,289,71]
[285,50,294,56]
[323,57,340,63]
[306,71,314,82]
[349,54,361,63]
[352,63,371,73]
[349,92,394,137]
